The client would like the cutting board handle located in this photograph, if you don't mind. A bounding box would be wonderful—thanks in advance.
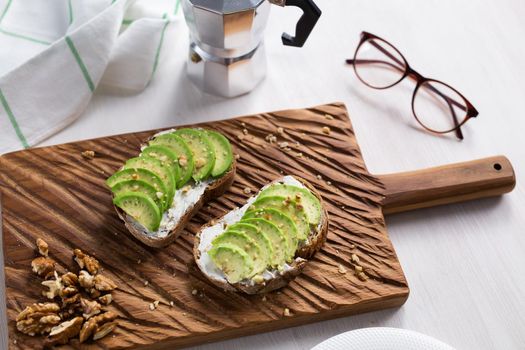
[378,155,516,214]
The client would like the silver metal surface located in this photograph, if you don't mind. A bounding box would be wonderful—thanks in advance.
[187,41,267,97]
[182,0,272,97]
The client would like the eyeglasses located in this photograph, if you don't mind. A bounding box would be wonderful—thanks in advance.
[346,31,478,140]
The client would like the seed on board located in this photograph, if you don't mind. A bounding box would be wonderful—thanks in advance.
[81,150,95,159]
[277,127,284,134]
[349,244,356,249]
[325,114,334,120]
[357,272,368,281]
[235,154,241,160]
[242,128,248,135]
[322,126,331,135]
[283,308,291,316]
[170,301,174,307]
[144,280,149,286]
[243,187,252,194]
[338,264,347,274]
[191,289,198,296]
[316,175,322,180]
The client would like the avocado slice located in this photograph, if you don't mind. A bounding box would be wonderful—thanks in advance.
[113,192,161,231]
[225,222,274,268]
[248,196,309,241]
[141,145,181,188]
[205,130,233,177]
[212,230,266,274]
[149,133,194,186]
[124,156,175,208]
[174,129,215,181]
[208,243,254,283]
[240,218,288,267]
[258,184,322,225]
[111,179,165,212]
[106,168,169,210]
[243,208,298,260]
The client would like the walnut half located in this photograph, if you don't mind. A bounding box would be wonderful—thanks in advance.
[16,303,61,336]
[79,311,118,343]
[45,316,83,346]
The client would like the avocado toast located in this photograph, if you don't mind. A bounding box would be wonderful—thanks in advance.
[107,128,236,248]
[194,175,328,294]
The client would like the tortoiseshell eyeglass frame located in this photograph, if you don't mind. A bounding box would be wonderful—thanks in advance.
[346,31,478,140]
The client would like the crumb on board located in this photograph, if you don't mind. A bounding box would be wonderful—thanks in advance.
[243,187,252,194]
[338,264,347,274]
[283,308,291,317]
[322,126,331,135]
[81,150,95,159]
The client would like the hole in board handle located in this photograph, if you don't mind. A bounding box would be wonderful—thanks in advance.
[493,163,502,171]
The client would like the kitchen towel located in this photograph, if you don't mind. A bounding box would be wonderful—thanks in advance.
[0,0,181,155]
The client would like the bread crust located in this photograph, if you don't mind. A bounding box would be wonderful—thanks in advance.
[114,160,236,248]
[193,175,328,294]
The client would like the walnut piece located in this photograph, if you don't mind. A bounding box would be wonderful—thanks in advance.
[74,249,99,275]
[81,150,95,159]
[31,257,56,279]
[93,321,118,340]
[98,294,113,305]
[78,270,95,289]
[94,274,117,292]
[41,272,63,299]
[36,238,49,257]
[81,298,101,320]
[61,272,78,287]
[79,311,118,343]
[16,303,61,336]
[46,316,83,346]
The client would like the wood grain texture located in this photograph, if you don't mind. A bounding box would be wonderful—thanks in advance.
[0,103,408,349]
[379,156,516,214]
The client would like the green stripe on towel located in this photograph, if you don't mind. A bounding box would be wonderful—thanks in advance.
[0,28,51,45]
[65,36,95,92]
[0,89,29,149]
[150,15,170,80]
[68,0,73,25]
[0,0,13,24]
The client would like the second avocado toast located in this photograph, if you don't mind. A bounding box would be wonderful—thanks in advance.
[194,175,328,294]
[106,128,236,248]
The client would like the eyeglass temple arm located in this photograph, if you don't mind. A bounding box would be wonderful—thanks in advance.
[346,57,464,139]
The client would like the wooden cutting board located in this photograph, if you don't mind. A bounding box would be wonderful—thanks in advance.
[0,103,515,349]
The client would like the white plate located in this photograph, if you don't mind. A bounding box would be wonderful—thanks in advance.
[312,327,456,350]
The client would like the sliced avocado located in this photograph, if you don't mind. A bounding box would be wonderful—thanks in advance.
[124,156,175,208]
[212,230,266,274]
[106,168,168,209]
[174,129,215,181]
[205,130,233,177]
[208,243,254,283]
[149,133,194,186]
[113,192,161,231]
[141,145,181,188]
[240,218,288,267]
[249,196,309,241]
[111,179,165,212]
[243,208,298,260]
[258,184,322,225]
[226,223,273,268]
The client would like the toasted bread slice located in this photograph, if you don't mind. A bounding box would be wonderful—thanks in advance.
[194,176,328,294]
[112,129,236,248]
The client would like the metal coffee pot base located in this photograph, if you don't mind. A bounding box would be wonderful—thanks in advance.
[187,42,267,98]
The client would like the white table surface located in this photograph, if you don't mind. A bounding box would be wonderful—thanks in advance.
[2,0,525,349]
